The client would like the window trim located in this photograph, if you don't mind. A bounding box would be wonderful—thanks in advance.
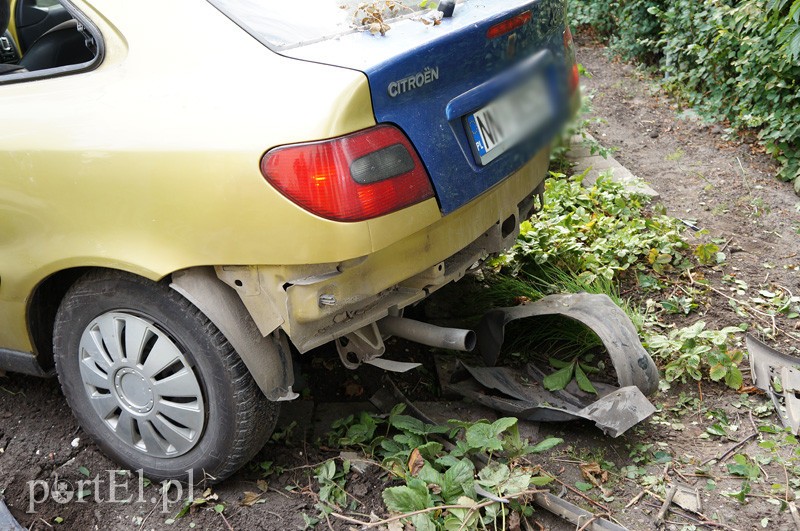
[0,0,104,85]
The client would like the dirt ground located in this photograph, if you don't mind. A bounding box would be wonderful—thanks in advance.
[2,43,800,530]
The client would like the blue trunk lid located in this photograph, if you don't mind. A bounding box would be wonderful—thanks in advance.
[213,0,572,214]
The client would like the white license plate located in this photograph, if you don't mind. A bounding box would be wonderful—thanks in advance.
[466,73,553,165]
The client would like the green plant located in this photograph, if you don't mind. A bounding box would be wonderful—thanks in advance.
[543,357,598,393]
[647,322,745,389]
[322,406,562,530]
[768,0,800,60]
[498,171,690,282]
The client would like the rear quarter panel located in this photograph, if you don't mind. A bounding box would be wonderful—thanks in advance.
[0,0,446,351]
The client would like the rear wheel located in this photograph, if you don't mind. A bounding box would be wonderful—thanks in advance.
[53,270,278,482]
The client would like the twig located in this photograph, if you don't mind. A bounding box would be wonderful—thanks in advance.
[698,432,757,467]
[645,491,742,530]
[219,511,235,531]
[268,487,291,499]
[138,491,163,531]
[655,484,678,527]
[576,513,611,531]
[323,511,335,531]
[624,490,646,509]
[542,472,610,512]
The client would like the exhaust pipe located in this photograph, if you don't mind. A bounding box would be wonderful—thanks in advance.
[378,316,476,352]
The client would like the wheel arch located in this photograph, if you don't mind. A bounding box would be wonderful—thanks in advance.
[26,265,297,401]
[26,266,93,371]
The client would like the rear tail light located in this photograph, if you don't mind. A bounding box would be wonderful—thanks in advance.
[563,26,579,93]
[486,10,531,40]
[260,125,435,222]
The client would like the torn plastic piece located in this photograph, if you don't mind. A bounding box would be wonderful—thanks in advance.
[364,357,421,372]
[476,293,659,395]
[532,492,629,531]
[448,363,655,437]
[0,500,24,531]
[747,334,800,434]
[672,484,702,514]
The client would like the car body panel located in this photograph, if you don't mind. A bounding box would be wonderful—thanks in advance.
[0,0,571,364]
[0,0,381,352]
[219,0,570,214]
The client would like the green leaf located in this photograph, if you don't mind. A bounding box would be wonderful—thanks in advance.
[382,479,433,513]
[54,517,64,524]
[465,423,503,453]
[548,357,572,369]
[213,504,225,514]
[441,459,475,502]
[416,441,444,462]
[417,462,443,486]
[528,437,563,454]
[575,481,594,492]
[709,364,727,382]
[477,462,510,488]
[574,363,597,394]
[490,417,518,434]
[695,243,720,265]
[727,454,761,480]
[543,362,575,391]
[78,466,90,478]
[530,475,554,486]
[725,366,743,389]
[390,415,448,436]
[411,514,437,531]
[503,471,532,495]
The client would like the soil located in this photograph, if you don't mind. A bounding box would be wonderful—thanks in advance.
[2,42,799,531]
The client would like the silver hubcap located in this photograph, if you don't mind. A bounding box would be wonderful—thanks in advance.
[77,312,205,458]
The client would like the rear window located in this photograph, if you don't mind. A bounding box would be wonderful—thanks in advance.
[207,0,429,50]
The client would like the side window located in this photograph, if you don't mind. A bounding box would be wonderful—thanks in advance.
[0,0,102,80]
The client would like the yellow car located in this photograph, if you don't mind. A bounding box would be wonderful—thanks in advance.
[0,0,578,480]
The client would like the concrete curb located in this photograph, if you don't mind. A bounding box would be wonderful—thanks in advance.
[567,134,660,199]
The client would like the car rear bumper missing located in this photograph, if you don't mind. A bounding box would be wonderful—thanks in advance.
[216,147,550,353]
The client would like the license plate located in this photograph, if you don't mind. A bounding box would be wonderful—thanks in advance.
[466,73,553,165]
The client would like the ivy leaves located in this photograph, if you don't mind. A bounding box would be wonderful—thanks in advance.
[572,0,800,187]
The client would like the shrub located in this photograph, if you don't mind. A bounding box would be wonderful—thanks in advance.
[571,0,800,188]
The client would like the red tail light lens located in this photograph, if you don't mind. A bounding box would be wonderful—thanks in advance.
[563,26,579,93]
[487,10,531,40]
[261,125,435,222]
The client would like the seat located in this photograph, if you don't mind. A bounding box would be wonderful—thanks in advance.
[0,0,24,74]
[18,18,94,71]
[0,0,8,36]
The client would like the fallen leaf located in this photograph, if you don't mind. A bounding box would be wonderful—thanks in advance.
[737,385,764,395]
[580,462,608,485]
[240,491,264,507]
[408,448,424,476]
[343,381,364,398]
[256,479,268,492]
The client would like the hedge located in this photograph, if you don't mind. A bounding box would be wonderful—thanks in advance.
[571,0,800,192]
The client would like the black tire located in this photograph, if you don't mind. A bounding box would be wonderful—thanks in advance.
[53,269,279,482]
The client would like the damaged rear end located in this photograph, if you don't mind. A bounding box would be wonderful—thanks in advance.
[201,0,583,379]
